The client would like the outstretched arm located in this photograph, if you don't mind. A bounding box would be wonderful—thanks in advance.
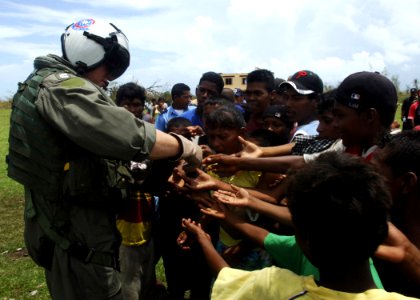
[213,186,293,227]
[236,136,296,158]
[201,200,270,248]
[203,154,305,174]
[182,218,229,275]
[375,222,420,284]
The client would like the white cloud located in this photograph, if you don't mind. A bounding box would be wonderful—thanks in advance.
[1,0,420,98]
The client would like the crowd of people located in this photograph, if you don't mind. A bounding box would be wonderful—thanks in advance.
[7,18,420,300]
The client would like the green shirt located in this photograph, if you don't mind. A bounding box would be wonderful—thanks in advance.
[264,233,384,289]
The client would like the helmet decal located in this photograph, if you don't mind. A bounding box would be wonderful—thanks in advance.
[72,19,95,31]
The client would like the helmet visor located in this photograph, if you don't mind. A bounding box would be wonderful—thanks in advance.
[105,30,130,80]
[106,44,130,80]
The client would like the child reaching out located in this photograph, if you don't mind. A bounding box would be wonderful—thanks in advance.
[182,152,416,300]
[187,105,276,270]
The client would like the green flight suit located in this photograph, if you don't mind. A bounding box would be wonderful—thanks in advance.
[9,54,156,299]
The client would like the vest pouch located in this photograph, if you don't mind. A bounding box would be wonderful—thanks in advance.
[105,160,134,190]
[23,189,55,270]
[62,157,104,203]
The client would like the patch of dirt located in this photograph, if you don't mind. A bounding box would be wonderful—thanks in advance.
[3,247,28,260]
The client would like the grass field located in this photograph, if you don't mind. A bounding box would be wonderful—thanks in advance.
[0,108,51,299]
[0,93,406,298]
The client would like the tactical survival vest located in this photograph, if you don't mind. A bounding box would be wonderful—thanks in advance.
[7,67,71,197]
[7,68,123,270]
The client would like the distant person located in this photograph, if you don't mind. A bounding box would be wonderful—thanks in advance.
[271,77,286,106]
[115,82,147,120]
[233,88,246,114]
[262,105,294,145]
[221,87,235,102]
[280,70,323,141]
[181,72,224,127]
[401,88,417,130]
[407,89,420,129]
[155,83,195,131]
[244,69,275,132]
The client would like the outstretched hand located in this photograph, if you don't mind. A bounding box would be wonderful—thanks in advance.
[186,125,205,137]
[212,184,251,208]
[202,154,240,175]
[200,198,230,220]
[181,218,211,246]
[236,136,263,158]
[180,168,218,191]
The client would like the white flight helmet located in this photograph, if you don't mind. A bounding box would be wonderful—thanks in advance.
[61,18,130,80]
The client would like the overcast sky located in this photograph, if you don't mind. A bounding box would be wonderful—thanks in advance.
[1,0,419,99]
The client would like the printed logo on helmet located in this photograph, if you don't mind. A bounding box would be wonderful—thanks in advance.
[72,19,95,31]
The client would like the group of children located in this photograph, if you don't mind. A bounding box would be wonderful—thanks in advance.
[113,69,420,299]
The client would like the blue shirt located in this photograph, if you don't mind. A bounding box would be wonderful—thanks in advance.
[155,105,195,131]
[180,107,203,127]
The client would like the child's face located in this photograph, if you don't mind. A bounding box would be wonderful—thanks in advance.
[284,86,317,125]
[316,111,340,140]
[263,117,290,138]
[119,98,144,119]
[245,82,272,115]
[207,127,244,155]
[333,103,369,147]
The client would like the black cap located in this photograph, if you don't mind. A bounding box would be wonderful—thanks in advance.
[262,105,294,128]
[336,71,397,126]
[280,70,323,95]
[410,88,417,93]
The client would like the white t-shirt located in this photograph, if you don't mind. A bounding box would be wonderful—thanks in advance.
[290,120,319,142]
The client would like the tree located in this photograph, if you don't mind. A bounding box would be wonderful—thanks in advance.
[390,75,401,94]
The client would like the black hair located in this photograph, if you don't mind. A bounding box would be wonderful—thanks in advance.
[205,104,246,130]
[203,97,233,108]
[116,82,146,106]
[317,89,337,115]
[171,83,190,100]
[247,69,275,92]
[274,77,286,92]
[248,129,284,147]
[380,131,420,179]
[221,88,235,102]
[166,117,193,133]
[199,72,224,94]
[286,152,391,267]
[263,105,294,130]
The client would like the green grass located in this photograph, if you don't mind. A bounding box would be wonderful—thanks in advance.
[0,108,50,299]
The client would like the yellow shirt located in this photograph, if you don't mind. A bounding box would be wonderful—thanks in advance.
[116,191,154,246]
[208,170,261,247]
[212,266,418,300]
